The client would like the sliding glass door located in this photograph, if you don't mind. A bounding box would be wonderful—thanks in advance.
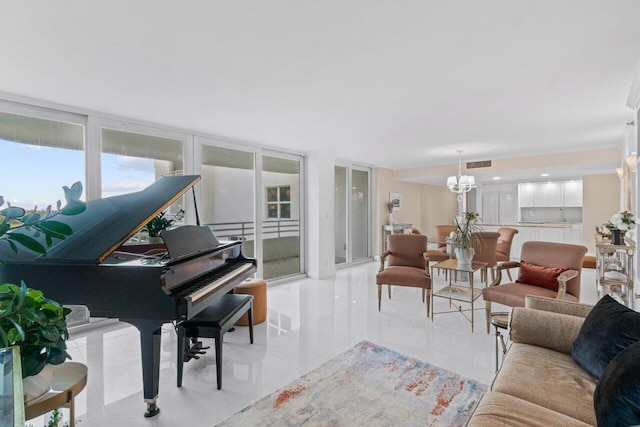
[335,164,371,265]
[262,154,303,279]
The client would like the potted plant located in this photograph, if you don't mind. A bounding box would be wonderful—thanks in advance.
[0,183,86,400]
[142,209,185,242]
[450,212,482,267]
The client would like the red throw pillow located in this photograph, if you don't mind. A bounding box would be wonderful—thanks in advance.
[516,260,570,291]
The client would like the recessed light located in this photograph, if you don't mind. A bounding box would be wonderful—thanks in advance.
[541,173,549,177]
[493,177,500,180]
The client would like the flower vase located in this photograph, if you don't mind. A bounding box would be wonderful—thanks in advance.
[611,229,625,245]
[454,247,475,268]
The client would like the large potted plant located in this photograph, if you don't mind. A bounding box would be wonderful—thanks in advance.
[0,183,86,400]
[450,211,482,267]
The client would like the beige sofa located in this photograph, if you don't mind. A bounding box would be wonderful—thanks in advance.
[468,296,596,426]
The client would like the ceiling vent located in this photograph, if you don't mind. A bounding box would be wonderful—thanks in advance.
[466,160,492,169]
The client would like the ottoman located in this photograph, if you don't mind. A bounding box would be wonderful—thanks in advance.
[234,278,267,325]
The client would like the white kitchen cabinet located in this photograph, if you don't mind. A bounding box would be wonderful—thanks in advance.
[535,182,564,207]
[518,181,582,208]
[482,184,517,224]
[563,181,582,207]
[518,184,536,207]
[563,225,582,245]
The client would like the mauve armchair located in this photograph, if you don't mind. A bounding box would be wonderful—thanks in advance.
[482,241,588,333]
[376,234,432,316]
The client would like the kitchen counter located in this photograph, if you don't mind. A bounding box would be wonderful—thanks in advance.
[480,222,580,229]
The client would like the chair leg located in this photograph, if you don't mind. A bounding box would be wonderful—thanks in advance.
[426,289,431,317]
[422,288,425,303]
[215,331,223,390]
[485,301,492,334]
[377,285,382,311]
[388,285,391,299]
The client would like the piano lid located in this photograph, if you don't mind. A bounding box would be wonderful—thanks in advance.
[0,175,201,264]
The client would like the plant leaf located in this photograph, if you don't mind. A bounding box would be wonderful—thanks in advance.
[39,220,73,237]
[6,233,46,255]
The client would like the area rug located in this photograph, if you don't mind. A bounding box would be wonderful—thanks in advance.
[217,340,487,426]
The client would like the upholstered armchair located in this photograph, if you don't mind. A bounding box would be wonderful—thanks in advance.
[482,241,588,333]
[376,234,431,316]
[495,227,519,280]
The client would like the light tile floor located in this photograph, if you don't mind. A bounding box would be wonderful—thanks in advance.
[27,262,600,427]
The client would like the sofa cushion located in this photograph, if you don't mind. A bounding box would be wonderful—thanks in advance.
[491,343,597,425]
[467,391,592,427]
[571,295,640,379]
[594,341,640,426]
[516,260,569,291]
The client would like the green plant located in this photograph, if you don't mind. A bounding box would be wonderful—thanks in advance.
[0,281,71,377]
[142,209,185,237]
[450,212,482,249]
[0,182,86,260]
[26,408,69,427]
[0,183,86,378]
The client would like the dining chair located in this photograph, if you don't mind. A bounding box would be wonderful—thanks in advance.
[472,231,500,283]
[495,227,519,280]
[376,233,431,316]
[482,241,588,333]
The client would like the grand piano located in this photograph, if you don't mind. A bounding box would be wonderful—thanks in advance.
[0,175,257,417]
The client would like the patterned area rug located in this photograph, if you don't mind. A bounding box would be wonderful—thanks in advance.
[218,341,487,426]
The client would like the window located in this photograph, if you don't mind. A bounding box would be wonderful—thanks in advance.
[0,110,85,207]
[266,185,291,219]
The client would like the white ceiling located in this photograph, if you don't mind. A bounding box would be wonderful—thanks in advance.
[1,1,639,180]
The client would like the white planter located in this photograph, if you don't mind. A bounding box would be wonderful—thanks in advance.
[23,364,54,403]
[455,247,475,268]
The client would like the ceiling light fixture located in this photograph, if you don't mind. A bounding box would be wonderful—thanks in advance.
[447,150,476,201]
[541,173,549,177]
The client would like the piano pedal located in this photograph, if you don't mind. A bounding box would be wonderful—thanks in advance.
[184,340,210,362]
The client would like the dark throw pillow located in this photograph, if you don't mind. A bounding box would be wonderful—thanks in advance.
[572,295,640,378]
[516,260,569,291]
[594,341,640,426]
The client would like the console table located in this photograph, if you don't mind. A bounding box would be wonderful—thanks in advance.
[595,234,636,308]
[381,223,412,253]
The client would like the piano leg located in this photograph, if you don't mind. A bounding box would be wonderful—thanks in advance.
[124,318,162,418]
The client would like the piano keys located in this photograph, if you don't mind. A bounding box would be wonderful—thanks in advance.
[0,176,257,417]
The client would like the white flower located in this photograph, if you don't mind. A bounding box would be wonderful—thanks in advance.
[618,223,629,231]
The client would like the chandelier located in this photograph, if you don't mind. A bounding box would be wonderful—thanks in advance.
[447,150,476,201]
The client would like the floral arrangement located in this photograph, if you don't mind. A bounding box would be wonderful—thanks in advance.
[449,211,482,249]
[604,210,636,232]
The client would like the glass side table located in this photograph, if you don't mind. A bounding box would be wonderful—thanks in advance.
[490,312,509,372]
[430,259,488,332]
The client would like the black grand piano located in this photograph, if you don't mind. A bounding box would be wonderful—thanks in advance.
[0,175,257,417]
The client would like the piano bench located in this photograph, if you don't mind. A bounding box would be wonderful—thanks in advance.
[176,293,254,390]
[234,278,267,325]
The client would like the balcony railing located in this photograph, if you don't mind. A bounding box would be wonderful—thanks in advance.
[206,219,300,241]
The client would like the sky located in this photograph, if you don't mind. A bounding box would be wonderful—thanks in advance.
[0,139,155,210]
